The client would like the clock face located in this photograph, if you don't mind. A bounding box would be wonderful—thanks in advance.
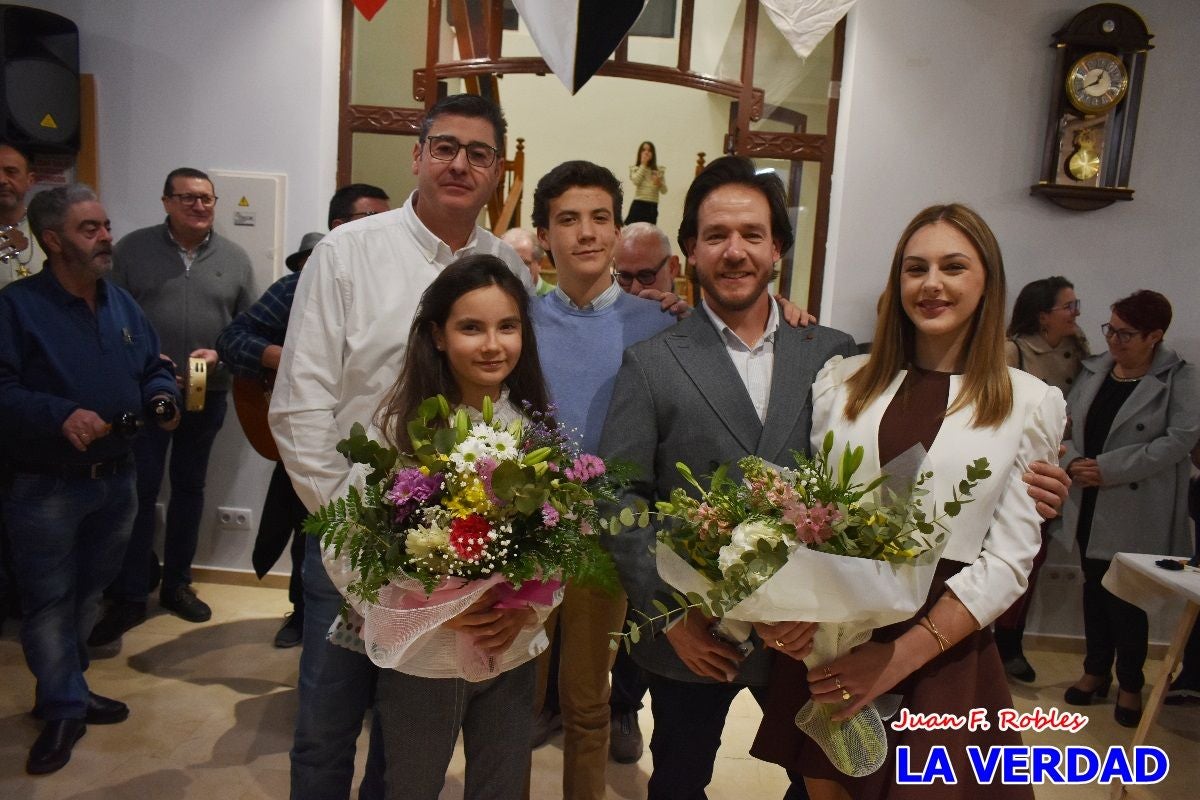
[1066,52,1129,114]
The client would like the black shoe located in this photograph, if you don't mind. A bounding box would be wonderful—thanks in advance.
[1164,670,1200,705]
[609,710,644,764]
[1064,674,1112,706]
[26,719,86,775]
[84,692,129,725]
[1003,655,1037,683]
[531,707,562,748]
[159,585,211,622]
[33,692,129,725]
[88,601,147,647]
[273,612,303,648]
[1114,690,1143,728]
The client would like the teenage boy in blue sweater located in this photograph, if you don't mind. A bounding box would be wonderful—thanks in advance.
[527,161,821,796]
[528,160,671,800]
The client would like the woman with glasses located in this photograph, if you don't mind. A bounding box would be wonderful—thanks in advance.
[1060,290,1200,727]
[1005,276,1089,393]
[994,277,1090,682]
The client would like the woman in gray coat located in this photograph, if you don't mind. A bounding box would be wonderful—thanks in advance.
[1060,290,1200,728]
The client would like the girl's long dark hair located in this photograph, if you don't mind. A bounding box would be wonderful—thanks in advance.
[633,140,657,170]
[375,254,551,451]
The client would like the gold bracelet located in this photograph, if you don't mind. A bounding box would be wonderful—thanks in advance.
[918,617,950,653]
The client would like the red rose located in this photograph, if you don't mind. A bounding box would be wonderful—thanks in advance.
[449,514,492,561]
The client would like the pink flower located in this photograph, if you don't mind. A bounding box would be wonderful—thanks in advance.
[475,457,501,504]
[564,453,605,482]
[782,501,841,545]
[541,503,560,528]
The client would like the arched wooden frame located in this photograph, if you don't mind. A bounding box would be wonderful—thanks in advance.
[337,0,845,311]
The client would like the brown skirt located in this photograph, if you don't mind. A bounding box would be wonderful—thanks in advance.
[750,561,1033,800]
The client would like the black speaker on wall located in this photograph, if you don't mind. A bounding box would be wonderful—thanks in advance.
[0,4,79,153]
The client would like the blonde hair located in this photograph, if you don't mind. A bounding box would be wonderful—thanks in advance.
[845,203,1012,428]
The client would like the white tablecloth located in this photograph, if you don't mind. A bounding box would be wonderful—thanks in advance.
[1102,552,1200,617]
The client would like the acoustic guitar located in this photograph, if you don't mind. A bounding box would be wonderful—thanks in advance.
[232,370,280,461]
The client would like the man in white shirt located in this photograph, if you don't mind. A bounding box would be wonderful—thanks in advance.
[269,93,530,800]
[0,141,45,287]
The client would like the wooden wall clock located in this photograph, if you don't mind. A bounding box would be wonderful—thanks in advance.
[1030,4,1152,211]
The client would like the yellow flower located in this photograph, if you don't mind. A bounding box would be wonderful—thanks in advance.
[443,475,490,516]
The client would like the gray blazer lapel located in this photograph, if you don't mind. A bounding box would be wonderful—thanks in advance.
[1072,360,1108,448]
[666,313,762,454]
[757,323,822,461]
[1109,372,1165,436]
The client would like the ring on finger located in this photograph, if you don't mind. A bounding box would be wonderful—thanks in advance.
[834,677,843,690]
[841,688,852,702]
[774,639,785,648]
[823,666,833,679]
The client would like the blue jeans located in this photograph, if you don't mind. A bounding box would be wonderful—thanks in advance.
[113,391,227,600]
[3,466,136,719]
[291,533,385,800]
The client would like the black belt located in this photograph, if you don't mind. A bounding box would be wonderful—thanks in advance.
[12,456,133,479]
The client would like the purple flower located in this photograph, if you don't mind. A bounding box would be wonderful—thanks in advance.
[564,453,606,482]
[385,468,443,507]
[541,503,560,528]
[384,468,442,525]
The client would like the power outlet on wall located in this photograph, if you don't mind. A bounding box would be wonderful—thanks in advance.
[217,506,253,531]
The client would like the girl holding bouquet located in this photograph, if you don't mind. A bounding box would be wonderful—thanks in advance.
[752,204,1066,799]
[324,254,553,800]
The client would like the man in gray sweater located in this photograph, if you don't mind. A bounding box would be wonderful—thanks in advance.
[91,167,255,643]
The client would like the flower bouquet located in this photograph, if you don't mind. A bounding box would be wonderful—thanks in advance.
[305,395,624,680]
[619,431,989,776]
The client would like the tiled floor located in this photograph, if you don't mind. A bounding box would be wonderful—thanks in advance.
[1,581,1196,799]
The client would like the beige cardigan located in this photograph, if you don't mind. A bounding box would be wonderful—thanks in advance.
[1005,332,1090,395]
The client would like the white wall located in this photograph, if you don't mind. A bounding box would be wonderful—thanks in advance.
[21,0,343,580]
[826,0,1199,640]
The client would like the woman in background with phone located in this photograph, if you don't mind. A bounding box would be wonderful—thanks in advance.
[626,141,666,224]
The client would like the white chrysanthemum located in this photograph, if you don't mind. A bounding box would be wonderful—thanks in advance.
[717,520,784,575]
[471,423,519,456]
[448,426,522,472]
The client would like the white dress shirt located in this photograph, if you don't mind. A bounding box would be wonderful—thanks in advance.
[269,190,531,513]
[701,297,780,423]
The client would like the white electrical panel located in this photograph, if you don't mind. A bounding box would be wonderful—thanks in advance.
[208,169,286,291]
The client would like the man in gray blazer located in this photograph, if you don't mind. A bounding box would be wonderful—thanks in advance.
[600,157,854,799]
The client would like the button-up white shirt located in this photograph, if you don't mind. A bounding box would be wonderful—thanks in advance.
[269,191,531,512]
